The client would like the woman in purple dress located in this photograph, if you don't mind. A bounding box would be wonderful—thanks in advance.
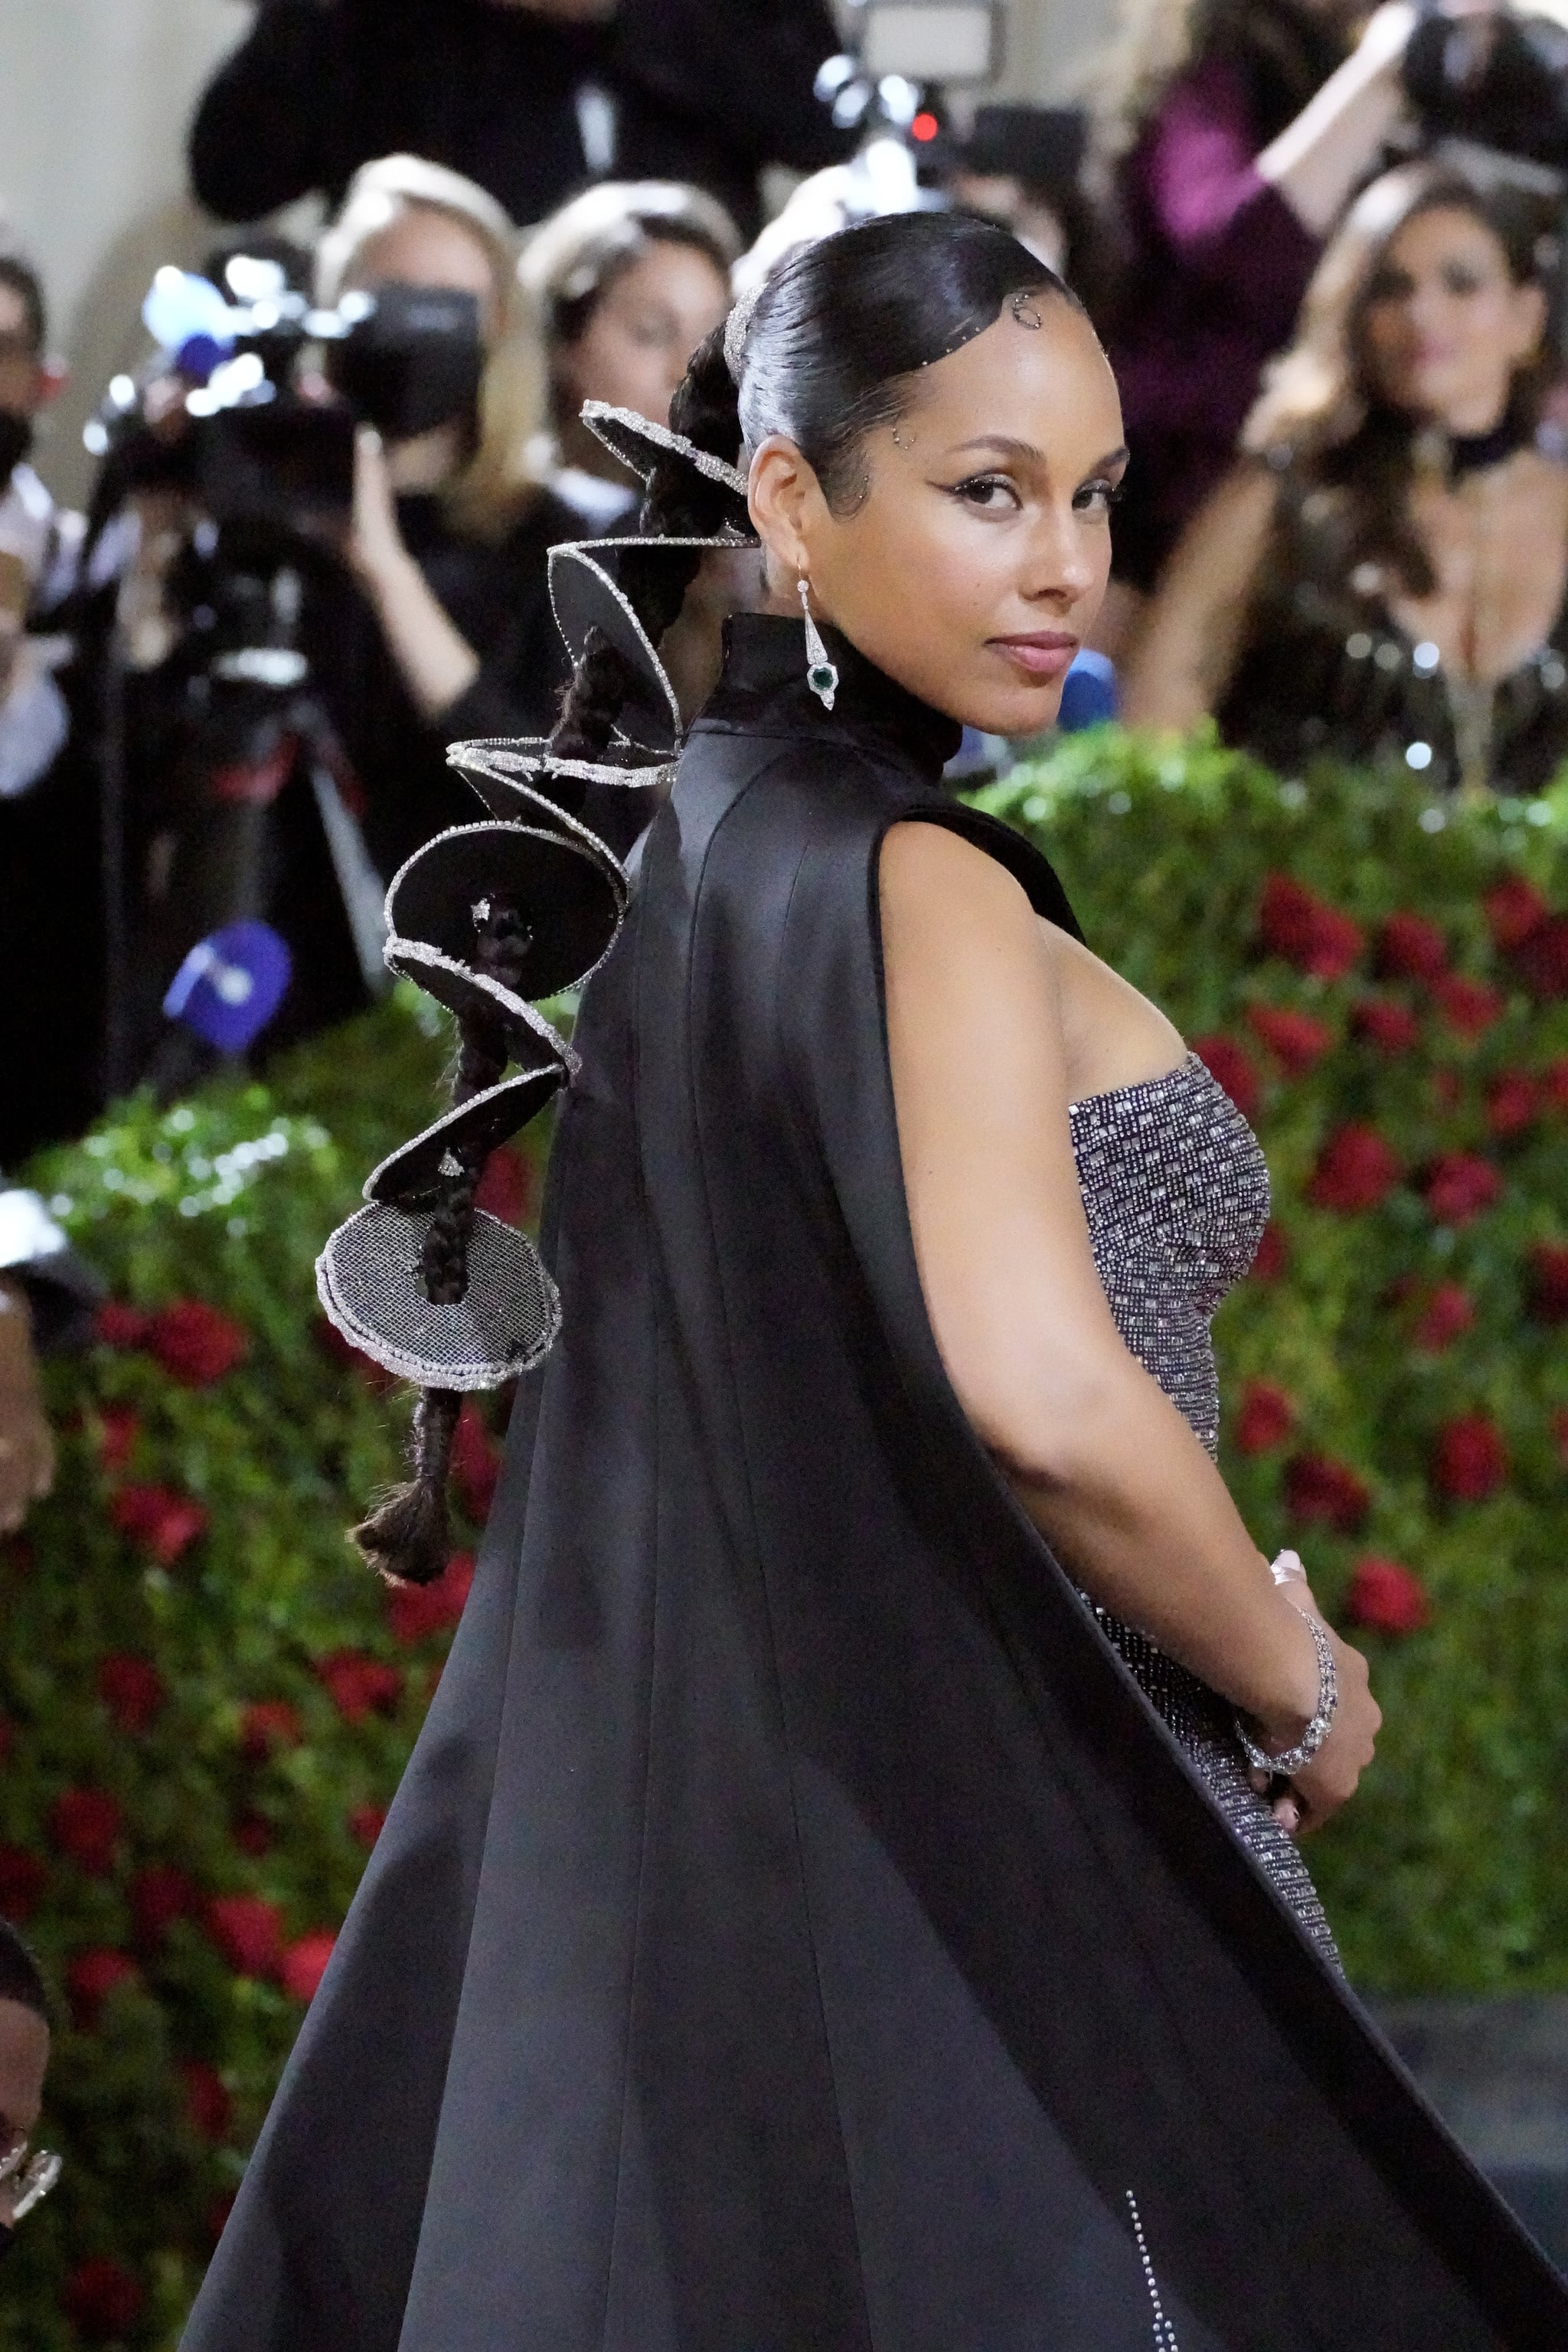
[1093,1,1423,653]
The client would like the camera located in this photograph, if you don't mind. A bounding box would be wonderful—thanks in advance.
[87,252,484,531]
[1403,6,1568,174]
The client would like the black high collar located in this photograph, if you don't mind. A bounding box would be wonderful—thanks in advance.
[691,612,964,785]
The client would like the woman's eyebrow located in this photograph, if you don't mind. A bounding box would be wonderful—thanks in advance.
[945,437,1132,474]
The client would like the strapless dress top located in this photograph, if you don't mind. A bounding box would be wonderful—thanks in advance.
[1067,1053,1338,1965]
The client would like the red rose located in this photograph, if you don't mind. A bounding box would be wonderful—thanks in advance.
[234,1811,273,1858]
[474,1144,537,1228]
[1432,973,1504,1038]
[452,1401,501,1527]
[1351,996,1421,1054]
[280,1929,337,2004]
[1423,1152,1502,1227]
[67,1949,139,2028]
[1248,1222,1289,1283]
[1376,910,1448,982]
[1484,874,1550,950]
[1343,1555,1431,1636]
[1234,1379,1295,1455]
[1191,1033,1261,1120]
[1544,1058,1568,1114]
[111,1481,207,1566]
[145,1298,249,1387]
[64,2258,145,2344]
[97,1654,166,1735]
[129,1864,197,1947]
[240,1699,302,1760]
[348,1803,387,1847]
[1307,1125,1402,1214]
[1512,912,1568,1001]
[317,1651,403,1724]
[315,1315,397,1396]
[0,1846,45,1921]
[1413,1283,1475,1353]
[181,2059,233,2142]
[1259,874,1365,978]
[1486,1073,1540,1138]
[94,1403,141,1475]
[1527,1242,1568,1326]
[1432,1414,1509,1502]
[94,1300,149,1350]
[206,1893,284,1978]
[387,1550,475,1647]
[48,1788,122,1877]
[1246,1004,1333,1073]
[1283,1452,1370,1534]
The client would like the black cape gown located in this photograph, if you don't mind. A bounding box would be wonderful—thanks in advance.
[183,616,1568,2349]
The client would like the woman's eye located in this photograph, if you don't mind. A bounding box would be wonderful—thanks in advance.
[949,473,1021,511]
[1440,266,1485,297]
[1073,477,1124,516]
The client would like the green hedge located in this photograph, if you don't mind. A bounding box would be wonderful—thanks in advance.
[0,735,1563,2344]
[980,730,1568,1996]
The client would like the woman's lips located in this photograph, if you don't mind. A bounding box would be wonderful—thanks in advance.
[988,633,1080,681]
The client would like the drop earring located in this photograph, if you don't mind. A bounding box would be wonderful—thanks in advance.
[799,577,838,710]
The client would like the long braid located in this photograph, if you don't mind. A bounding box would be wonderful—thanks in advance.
[358,325,744,1585]
[354,900,532,1585]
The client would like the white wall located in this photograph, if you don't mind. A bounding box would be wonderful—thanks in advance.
[0,0,1118,503]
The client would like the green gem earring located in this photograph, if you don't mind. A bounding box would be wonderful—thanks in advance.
[798,577,838,710]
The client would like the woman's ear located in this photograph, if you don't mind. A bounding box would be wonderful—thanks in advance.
[747,435,819,580]
[1512,279,1550,368]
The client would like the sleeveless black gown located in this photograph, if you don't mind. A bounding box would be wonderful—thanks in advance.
[182,616,1566,2349]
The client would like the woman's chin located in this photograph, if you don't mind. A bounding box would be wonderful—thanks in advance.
[947,679,1067,740]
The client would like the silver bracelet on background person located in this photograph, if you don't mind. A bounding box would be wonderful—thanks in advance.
[1236,1571,1339,1778]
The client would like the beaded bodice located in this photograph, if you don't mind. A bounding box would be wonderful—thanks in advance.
[1068,1053,1270,1457]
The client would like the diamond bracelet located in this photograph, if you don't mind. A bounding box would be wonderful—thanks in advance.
[1235,1602,1338,1779]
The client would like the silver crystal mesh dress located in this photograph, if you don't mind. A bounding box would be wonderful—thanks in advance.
[1069,1051,1339,1967]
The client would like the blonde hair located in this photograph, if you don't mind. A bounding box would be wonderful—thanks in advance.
[317,154,548,541]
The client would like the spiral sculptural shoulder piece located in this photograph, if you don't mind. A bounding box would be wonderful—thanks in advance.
[315,472,754,1396]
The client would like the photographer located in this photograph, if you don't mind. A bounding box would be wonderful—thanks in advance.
[0,251,104,1168]
[96,159,583,1084]
[188,0,849,245]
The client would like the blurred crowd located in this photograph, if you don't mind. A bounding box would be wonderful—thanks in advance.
[2,0,1568,1549]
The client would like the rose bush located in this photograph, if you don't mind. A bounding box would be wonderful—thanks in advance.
[0,990,541,2347]
[982,729,1566,2004]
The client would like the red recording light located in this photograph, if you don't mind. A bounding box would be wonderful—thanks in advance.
[911,112,939,143]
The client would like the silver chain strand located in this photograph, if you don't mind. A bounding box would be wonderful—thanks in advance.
[1126,2190,1181,2351]
[1234,1603,1338,1779]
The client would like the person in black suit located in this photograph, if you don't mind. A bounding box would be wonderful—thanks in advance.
[188,0,850,243]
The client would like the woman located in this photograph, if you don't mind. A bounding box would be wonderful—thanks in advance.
[517,178,738,532]
[1123,160,1567,796]
[318,152,586,879]
[1093,0,1424,650]
[183,214,1564,2348]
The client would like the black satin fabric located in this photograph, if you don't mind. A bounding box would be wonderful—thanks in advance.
[181,616,1566,2350]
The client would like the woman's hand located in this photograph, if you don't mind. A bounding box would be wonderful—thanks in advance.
[347,426,414,596]
[0,1282,54,1536]
[1248,1573,1381,1835]
[346,426,482,721]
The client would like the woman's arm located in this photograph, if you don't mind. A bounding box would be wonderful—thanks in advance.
[1119,463,1276,729]
[1256,2,1414,237]
[880,822,1379,1821]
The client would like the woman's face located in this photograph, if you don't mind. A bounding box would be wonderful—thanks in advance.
[1359,204,1546,434]
[750,296,1126,737]
[558,239,732,435]
[348,206,503,341]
